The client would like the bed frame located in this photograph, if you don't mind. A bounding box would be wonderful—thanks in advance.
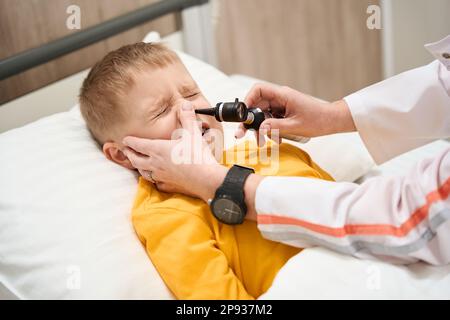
[0,0,208,81]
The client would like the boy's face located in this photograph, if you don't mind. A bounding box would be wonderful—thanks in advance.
[104,60,223,169]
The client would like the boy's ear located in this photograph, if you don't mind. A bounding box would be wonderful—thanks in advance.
[103,141,134,169]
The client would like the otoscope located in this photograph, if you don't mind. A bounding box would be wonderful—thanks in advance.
[195,98,310,143]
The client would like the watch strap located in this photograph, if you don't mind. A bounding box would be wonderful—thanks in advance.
[220,164,255,190]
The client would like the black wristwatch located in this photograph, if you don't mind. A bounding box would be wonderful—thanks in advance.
[208,164,255,225]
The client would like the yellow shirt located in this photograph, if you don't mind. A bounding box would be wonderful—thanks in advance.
[132,141,333,299]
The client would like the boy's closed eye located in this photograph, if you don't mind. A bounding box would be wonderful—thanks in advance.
[155,97,197,117]
[148,87,202,121]
[184,92,200,99]
[152,105,170,120]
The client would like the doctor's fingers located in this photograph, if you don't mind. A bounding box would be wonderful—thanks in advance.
[244,83,289,111]
[255,130,267,147]
[137,168,157,183]
[154,181,176,194]
[178,101,202,136]
[235,123,246,139]
[122,136,158,157]
[124,147,155,170]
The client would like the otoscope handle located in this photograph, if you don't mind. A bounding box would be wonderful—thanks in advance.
[244,108,310,143]
[280,134,310,143]
[243,109,265,131]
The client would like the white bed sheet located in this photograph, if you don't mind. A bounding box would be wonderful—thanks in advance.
[261,247,450,299]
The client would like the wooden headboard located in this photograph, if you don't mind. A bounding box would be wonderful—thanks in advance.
[0,0,193,104]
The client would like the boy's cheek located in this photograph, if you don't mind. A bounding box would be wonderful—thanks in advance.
[128,119,176,141]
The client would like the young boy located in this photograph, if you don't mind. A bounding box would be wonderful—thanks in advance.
[79,42,333,299]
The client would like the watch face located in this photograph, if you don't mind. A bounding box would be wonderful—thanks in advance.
[212,198,244,225]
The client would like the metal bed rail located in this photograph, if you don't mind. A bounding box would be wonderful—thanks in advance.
[0,0,208,81]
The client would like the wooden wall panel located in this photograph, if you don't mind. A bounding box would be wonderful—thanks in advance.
[216,0,382,101]
[0,0,180,104]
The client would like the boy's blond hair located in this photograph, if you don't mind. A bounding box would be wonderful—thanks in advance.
[79,42,179,144]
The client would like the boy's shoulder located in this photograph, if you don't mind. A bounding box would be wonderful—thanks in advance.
[131,177,209,221]
[223,140,318,177]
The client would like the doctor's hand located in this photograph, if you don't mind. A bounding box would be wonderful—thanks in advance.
[235,83,356,145]
[122,102,229,202]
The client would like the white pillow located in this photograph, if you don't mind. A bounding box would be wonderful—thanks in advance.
[298,132,375,182]
[0,109,172,299]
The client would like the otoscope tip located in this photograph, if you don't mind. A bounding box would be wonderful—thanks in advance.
[195,107,216,116]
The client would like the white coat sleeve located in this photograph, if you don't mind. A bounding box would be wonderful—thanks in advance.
[256,147,450,265]
[344,35,450,164]
[254,36,450,265]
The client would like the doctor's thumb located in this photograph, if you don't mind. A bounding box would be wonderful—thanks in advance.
[259,118,289,134]
[260,118,297,144]
[179,102,199,133]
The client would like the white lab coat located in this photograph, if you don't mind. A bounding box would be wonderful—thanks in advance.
[255,35,450,265]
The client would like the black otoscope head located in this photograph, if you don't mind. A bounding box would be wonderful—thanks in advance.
[195,98,266,131]
[195,98,248,122]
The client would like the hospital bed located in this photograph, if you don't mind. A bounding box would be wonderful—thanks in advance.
[1,0,449,300]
